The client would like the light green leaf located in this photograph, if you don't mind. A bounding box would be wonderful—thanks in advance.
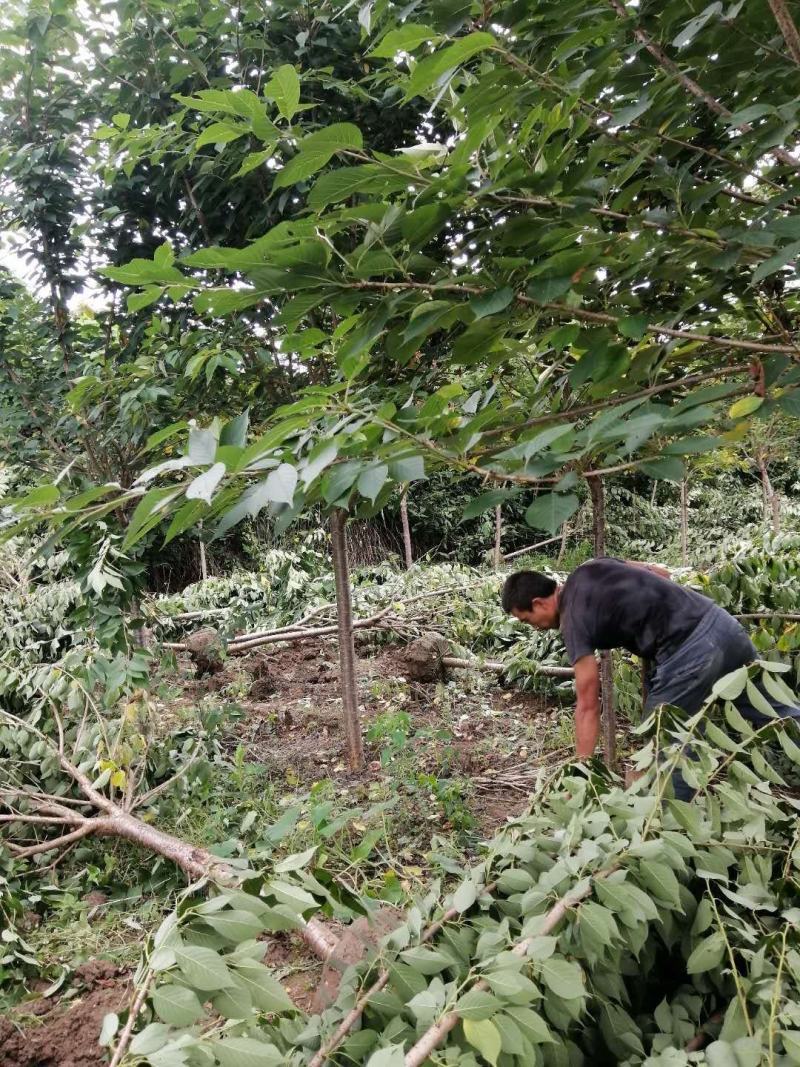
[728,395,763,419]
[456,989,501,1020]
[228,959,296,1013]
[711,666,749,701]
[264,463,298,506]
[204,910,265,942]
[274,123,363,189]
[358,464,389,503]
[265,64,301,120]
[185,462,226,505]
[452,878,477,913]
[370,24,438,57]
[196,121,247,149]
[174,944,233,991]
[463,1018,502,1066]
[686,931,726,974]
[152,984,205,1026]
[405,32,496,99]
[538,957,584,1000]
[214,1037,284,1067]
[99,1013,119,1047]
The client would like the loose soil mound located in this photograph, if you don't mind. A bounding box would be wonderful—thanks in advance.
[0,961,129,1067]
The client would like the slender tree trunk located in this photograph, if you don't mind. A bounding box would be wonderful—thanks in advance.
[493,505,503,569]
[680,478,689,566]
[557,519,571,564]
[199,528,208,581]
[399,487,413,570]
[587,476,617,769]
[756,449,780,534]
[330,510,364,771]
[650,482,658,507]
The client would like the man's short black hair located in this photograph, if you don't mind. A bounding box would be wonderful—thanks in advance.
[501,570,557,613]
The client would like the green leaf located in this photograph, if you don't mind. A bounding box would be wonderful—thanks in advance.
[711,666,749,701]
[462,489,512,520]
[127,285,164,312]
[185,462,226,505]
[228,960,296,1013]
[618,314,648,340]
[174,944,233,991]
[752,239,800,283]
[265,64,301,120]
[405,32,496,99]
[323,461,362,504]
[704,1040,740,1067]
[274,122,363,189]
[388,455,425,482]
[728,395,763,419]
[485,969,539,1003]
[538,957,584,1000]
[358,464,389,503]
[365,1047,406,1067]
[264,463,298,506]
[370,24,438,58]
[152,984,204,1026]
[452,878,478,913]
[686,931,726,974]
[129,1023,171,1055]
[204,910,265,942]
[463,1018,502,1066]
[16,484,60,508]
[639,456,685,483]
[214,1037,284,1067]
[220,410,250,448]
[456,989,501,1020]
[524,492,580,534]
[470,287,514,320]
[98,1013,119,1046]
[196,121,247,149]
[638,860,681,907]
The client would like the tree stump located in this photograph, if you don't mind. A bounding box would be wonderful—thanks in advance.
[312,907,403,1012]
[401,633,451,682]
[185,627,225,677]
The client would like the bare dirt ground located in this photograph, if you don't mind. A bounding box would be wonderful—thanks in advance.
[0,962,129,1067]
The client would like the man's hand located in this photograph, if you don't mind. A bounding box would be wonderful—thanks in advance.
[573,654,601,758]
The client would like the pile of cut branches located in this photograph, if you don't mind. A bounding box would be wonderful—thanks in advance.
[97,661,800,1066]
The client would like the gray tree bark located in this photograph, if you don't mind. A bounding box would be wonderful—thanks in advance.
[399,487,413,570]
[493,505,503,569]
[330,509,364,770]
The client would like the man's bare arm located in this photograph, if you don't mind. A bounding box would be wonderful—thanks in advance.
[573,654,601,759]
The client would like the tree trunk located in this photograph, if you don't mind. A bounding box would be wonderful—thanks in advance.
[493,505,503,569]
[557,519,571,564]
[680,478,689,566]
[199,538,208,581]
[587,476,617,769]
[756,449,780,534]
[330,510,364,771]
[768,0,800,66]
[399,487,413,570]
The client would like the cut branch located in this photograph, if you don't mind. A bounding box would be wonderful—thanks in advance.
[403,877,600,1066]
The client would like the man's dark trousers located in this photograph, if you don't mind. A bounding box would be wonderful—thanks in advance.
[643,604,800,800]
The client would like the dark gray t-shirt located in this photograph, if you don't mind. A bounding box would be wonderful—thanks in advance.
[558,558,714,665]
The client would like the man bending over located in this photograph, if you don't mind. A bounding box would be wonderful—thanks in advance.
[501,559,799,790]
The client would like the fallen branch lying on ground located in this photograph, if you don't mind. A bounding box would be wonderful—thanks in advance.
[0,706,336,962]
